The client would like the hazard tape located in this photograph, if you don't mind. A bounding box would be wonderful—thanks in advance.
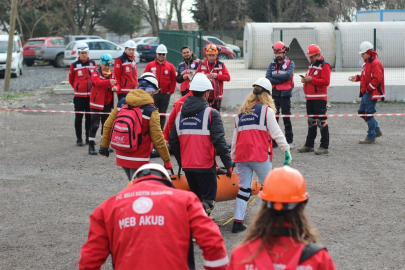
[1,107,405,118]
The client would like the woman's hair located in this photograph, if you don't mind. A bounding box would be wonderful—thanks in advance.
[242,201,321,260]
[239,86,276,114]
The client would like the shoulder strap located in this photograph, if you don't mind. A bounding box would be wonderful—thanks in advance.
[299,243,325,264]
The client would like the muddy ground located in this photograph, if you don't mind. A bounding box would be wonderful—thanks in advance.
[1,83,404,269]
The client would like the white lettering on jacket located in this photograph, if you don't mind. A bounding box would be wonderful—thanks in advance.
[139,215,164,226]
[119,217,136,229]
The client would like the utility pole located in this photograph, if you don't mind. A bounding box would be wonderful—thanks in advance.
[3,0,19,93]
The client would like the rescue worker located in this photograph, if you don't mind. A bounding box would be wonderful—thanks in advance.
[196,44,231,112]
[144,44,177,130]
[99,73,172,181]
[265,41,295,149]
[79,163,229,270]
[228,166,336,270]
[298,44,331,155]
[88,53,117,155]
[349,41,385,144]
[114,40,138,101]
[230,78,291,233]
[68,42,97,146]
[169,73,233,216]
[176,45,200,96]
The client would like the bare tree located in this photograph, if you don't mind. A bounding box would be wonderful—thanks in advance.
[173,0,185,30]
[136,0,160,36]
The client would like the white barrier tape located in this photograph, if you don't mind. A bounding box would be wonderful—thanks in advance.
[2,108,405,118]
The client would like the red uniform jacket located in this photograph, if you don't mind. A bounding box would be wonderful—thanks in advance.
[144,59,177,94]
[79,176,229,270]
[90,69,115,110]
[355,55,385,101]
[68,58,97,97]
[196,58,230,100]
[229,237,336,270]
[303,57,331,101]
[114,53,137,95]
[163,91,193,141]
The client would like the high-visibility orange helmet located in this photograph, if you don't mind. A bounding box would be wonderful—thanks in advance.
[272,41,289,53]
[205,44,220,55]
[260,166,308,211]
[305,44,321,57]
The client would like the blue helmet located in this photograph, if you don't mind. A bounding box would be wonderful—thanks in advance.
[100,53,113,65]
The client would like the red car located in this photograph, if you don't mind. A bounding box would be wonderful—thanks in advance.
[202,38,235,60]
[23,37,64,66]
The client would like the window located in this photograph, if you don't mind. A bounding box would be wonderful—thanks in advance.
[100,42,116,50]
[50,39,64,45]
[145,37,159,44]
[66,42,76,50]
[87,42,100,50]
[208,38,225,46]
[26,40,46,45]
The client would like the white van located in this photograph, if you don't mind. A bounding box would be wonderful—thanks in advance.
[0,35,23,77]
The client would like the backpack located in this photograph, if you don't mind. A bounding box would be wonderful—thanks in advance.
[110,104,143,152]
[208,77,220,100]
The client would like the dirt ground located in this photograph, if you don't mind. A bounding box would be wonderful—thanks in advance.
[1,87,404,269]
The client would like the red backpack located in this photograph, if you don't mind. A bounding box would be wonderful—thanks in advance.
[110,104,143,152]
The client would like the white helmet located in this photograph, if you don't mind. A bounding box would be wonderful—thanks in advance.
[124,40,136,49]
[132,163,171,182]
[253,78,272,92]
[76,42,89,52]
[138,72,159,89]
[189,73,213,92]
[359,41,373,54]
[156,44,168,54]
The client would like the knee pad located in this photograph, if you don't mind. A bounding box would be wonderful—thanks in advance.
[237,187,252,202]
[307,117,313,127]
[202,199,216,215]
[317,119,327,129]
[90,120,100,133]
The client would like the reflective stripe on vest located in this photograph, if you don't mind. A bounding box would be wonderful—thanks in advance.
[116,154,150,162]
[176,107,211,136]
[305,94,328,98]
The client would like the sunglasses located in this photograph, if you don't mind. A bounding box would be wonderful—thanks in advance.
[158,53,166,56]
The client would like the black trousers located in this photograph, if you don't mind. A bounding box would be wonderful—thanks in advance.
[184,171,217,201]
[273,96,293,144]
[153,93,171,130]
[208,99,222,112]
[305,100,329,149]
[89,103,113,139]
[73,97,91,141]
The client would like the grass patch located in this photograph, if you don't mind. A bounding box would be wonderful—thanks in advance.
[0,93,32,99]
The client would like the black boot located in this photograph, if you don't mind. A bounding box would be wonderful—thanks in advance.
[88,141,97,155]
[232,221,247,233]
[76,139,83,147]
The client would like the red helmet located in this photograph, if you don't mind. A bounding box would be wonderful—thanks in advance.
[272,41,289,53]
[305,44,321,57]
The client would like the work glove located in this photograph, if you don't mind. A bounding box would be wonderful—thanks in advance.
[164,161,173,170]
[226,167,233,178]
[283,150,292,166]
[99,146,109,157]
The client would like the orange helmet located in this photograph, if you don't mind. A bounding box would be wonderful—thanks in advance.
[272,41,289,53]
[260,166,308,211]
[205,44,221,55]
[305,44,321,57]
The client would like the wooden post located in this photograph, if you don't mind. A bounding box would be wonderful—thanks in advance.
[3,0,19,93]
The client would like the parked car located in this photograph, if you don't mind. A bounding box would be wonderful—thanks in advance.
[23,37,66,67]
[64,39,125,66]
[203,35,241,58]
[132,36,157,46]
[136,37,159,62]
[64,35,102,46]
[0,34,23,77]
[201,38,235,60]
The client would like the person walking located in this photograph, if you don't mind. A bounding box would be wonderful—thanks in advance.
[265,41,295,149]
[228,166,336,270]
[169,73,233,216]
[349,41,385,144]
[79,163,229,270]
[298,44,331,155]
[176,45,200,96]
[99,72,172,181]
[196,44,230,112]
[88,53,117,155]
[230,78,291,233]
[144,44,177,130]
[114,40,138,101]
[68,42,97,146]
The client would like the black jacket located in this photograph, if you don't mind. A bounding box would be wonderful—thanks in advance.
[169,96,232,173]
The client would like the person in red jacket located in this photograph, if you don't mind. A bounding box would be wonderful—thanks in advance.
[298,44,331,155]
[68,42,97,146]
[228,166,336,270]
[349,41,384,144]
[114,40,138,101]
[196,44,231,112]
[88,53,117,155]
[79,163,229,270]
[144,44,177,130]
